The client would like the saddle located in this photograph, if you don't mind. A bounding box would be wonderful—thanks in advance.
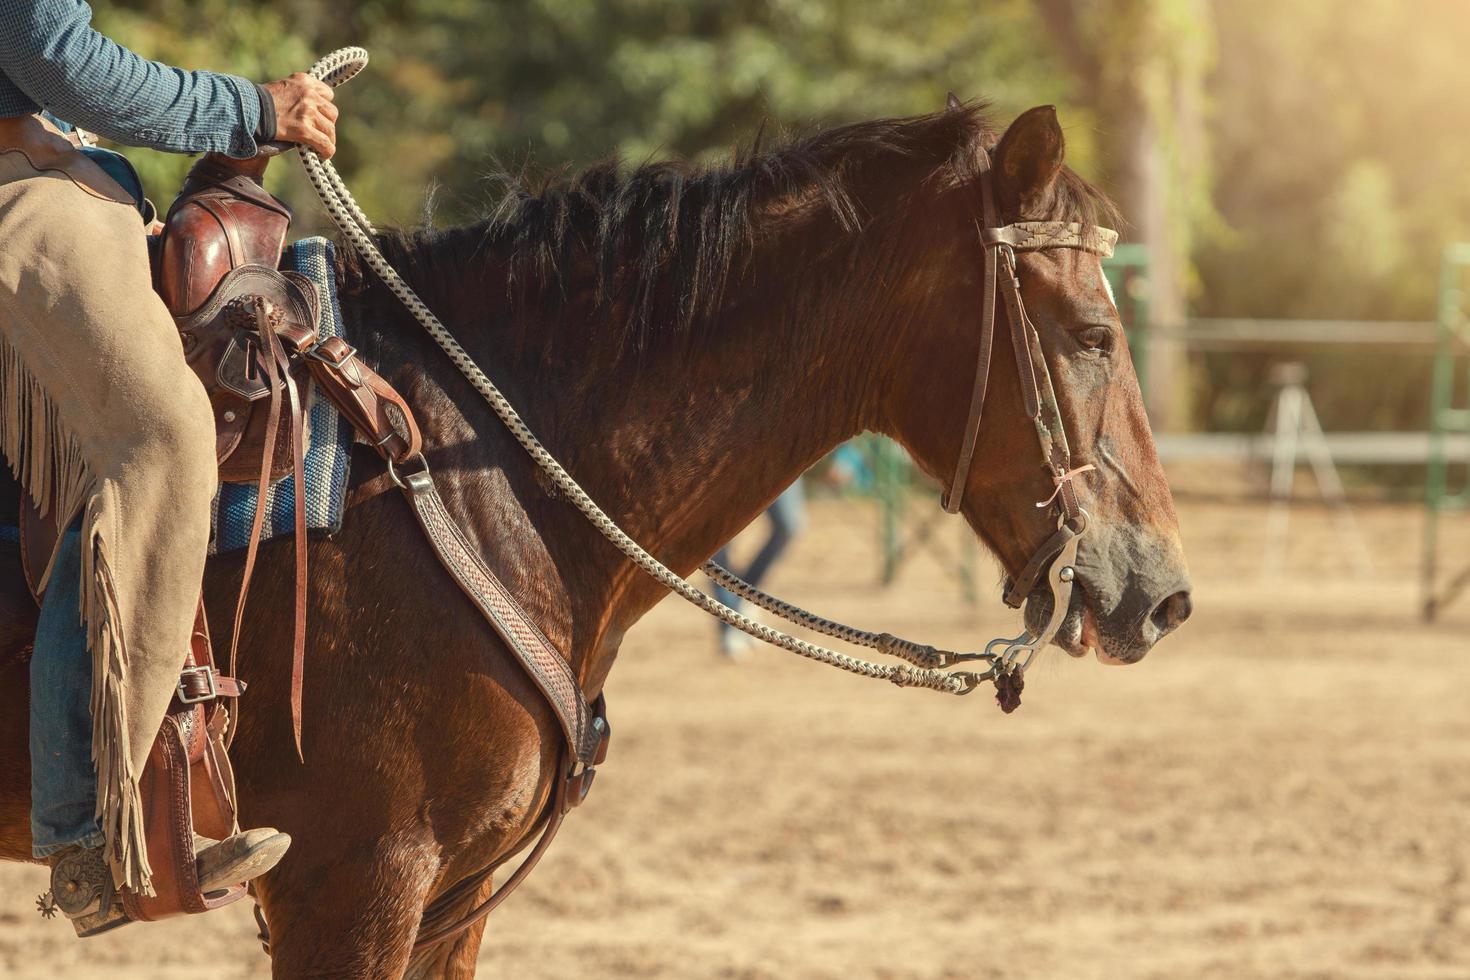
[159,154,320,484]
[21,147,422,926]
[158,152,422,487]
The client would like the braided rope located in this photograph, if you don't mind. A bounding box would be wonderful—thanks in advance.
[700,562,951,669]
[298,49,991,697]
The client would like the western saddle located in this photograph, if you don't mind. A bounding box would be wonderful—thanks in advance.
[21,146,422,926]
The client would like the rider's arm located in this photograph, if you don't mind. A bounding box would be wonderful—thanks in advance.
[0,0,268,158]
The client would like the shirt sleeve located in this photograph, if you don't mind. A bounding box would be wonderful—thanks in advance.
[0,0,262,158]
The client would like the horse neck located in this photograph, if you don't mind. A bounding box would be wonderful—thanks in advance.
[366,196,927,690]
[537,251,895,686]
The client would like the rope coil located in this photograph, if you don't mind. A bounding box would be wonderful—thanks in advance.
[300,48,996,698]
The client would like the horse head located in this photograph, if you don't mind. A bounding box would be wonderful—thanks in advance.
[883,102,1191,665]
[345,98,1192,674]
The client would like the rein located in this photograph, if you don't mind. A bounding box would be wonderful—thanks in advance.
[283,47,1119,952]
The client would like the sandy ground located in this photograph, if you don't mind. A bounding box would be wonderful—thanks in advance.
[2,485,1469,979]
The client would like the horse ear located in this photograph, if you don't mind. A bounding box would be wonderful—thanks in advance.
[945,92,963,111]
[992,105,1065,213]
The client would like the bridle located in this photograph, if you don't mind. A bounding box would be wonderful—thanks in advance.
[940,144,1118,670]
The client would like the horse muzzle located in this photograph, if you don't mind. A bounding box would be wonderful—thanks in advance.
[1023,564,1193,665]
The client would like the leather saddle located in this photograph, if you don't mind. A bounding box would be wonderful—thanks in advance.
[157,155,319,484]
[19,146,423,926]
[155,152,421,488]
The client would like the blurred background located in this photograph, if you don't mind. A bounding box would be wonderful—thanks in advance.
[95,0,1470,496]
[3,1,1470,977]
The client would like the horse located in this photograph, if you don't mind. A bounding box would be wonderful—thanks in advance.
[0,99,1190,977]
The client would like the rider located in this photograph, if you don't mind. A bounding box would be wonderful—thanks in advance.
[0,1,337,933]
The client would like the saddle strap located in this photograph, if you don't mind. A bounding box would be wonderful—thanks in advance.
[303,336,422,464]
[279,335,610,953]
[223,320,418,758]
[173,667,244,707]
[299,341,602,763]
[282,340,308,759]
[396,466,600,766]
[225,297,309,759]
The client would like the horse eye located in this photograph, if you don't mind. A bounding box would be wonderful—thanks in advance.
[1078,326,1113,353]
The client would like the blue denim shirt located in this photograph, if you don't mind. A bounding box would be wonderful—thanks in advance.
[0,0,262,158]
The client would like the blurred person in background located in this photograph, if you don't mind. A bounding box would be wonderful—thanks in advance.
[0,0,336,935]
[711,479,807,659]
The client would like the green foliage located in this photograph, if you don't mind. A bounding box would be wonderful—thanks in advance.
[80,1,1470,436]
[1194,0,1470,434]
[1203,0,1470,322]
[92,1,317,213]
[92,0,1090,229]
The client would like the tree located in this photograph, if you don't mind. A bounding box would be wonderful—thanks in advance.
[94,1,1093,227]
[1037,0,1215,430]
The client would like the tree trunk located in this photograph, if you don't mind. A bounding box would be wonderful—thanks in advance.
[1116,97,1187,429]
[1038,0,1209,431]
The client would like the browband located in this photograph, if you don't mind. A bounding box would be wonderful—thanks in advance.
[980,221,1119,258]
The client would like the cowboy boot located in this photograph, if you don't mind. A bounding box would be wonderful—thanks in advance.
[41,828,291,937]
[194,827,291,894]
[43,842,129,938]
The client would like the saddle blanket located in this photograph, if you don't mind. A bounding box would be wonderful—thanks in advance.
[209,237,354,554]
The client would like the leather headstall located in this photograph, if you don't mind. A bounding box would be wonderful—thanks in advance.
[940,147,1117,609]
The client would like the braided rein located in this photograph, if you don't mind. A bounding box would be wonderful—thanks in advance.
[298,48,1112,708]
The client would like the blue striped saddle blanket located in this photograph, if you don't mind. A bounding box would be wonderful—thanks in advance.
[210,238,354,554]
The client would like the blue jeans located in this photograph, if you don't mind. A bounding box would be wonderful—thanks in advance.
[30,524,103,857]
[713,480,807,634]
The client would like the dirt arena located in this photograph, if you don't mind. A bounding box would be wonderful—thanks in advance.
[2,484,1468,979]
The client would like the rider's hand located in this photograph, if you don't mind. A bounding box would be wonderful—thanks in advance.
[261,73,339,159]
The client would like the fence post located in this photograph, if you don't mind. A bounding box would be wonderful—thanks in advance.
[1423,244,1470,621]
[1104,244,1152,405]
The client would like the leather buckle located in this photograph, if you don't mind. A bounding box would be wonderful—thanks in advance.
[565,767,596,809]
[565,709,610,810]
[303,337,357,366]
[176,665,219,705]
[387,453,432,492]
[591,715,611,766]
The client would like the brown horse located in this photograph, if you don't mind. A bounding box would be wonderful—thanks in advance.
[0,100,1189,977]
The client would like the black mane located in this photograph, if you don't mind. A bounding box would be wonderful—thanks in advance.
[354,102,1116,358]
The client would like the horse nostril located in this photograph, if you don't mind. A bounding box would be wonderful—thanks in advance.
[1150,590,1193,634]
